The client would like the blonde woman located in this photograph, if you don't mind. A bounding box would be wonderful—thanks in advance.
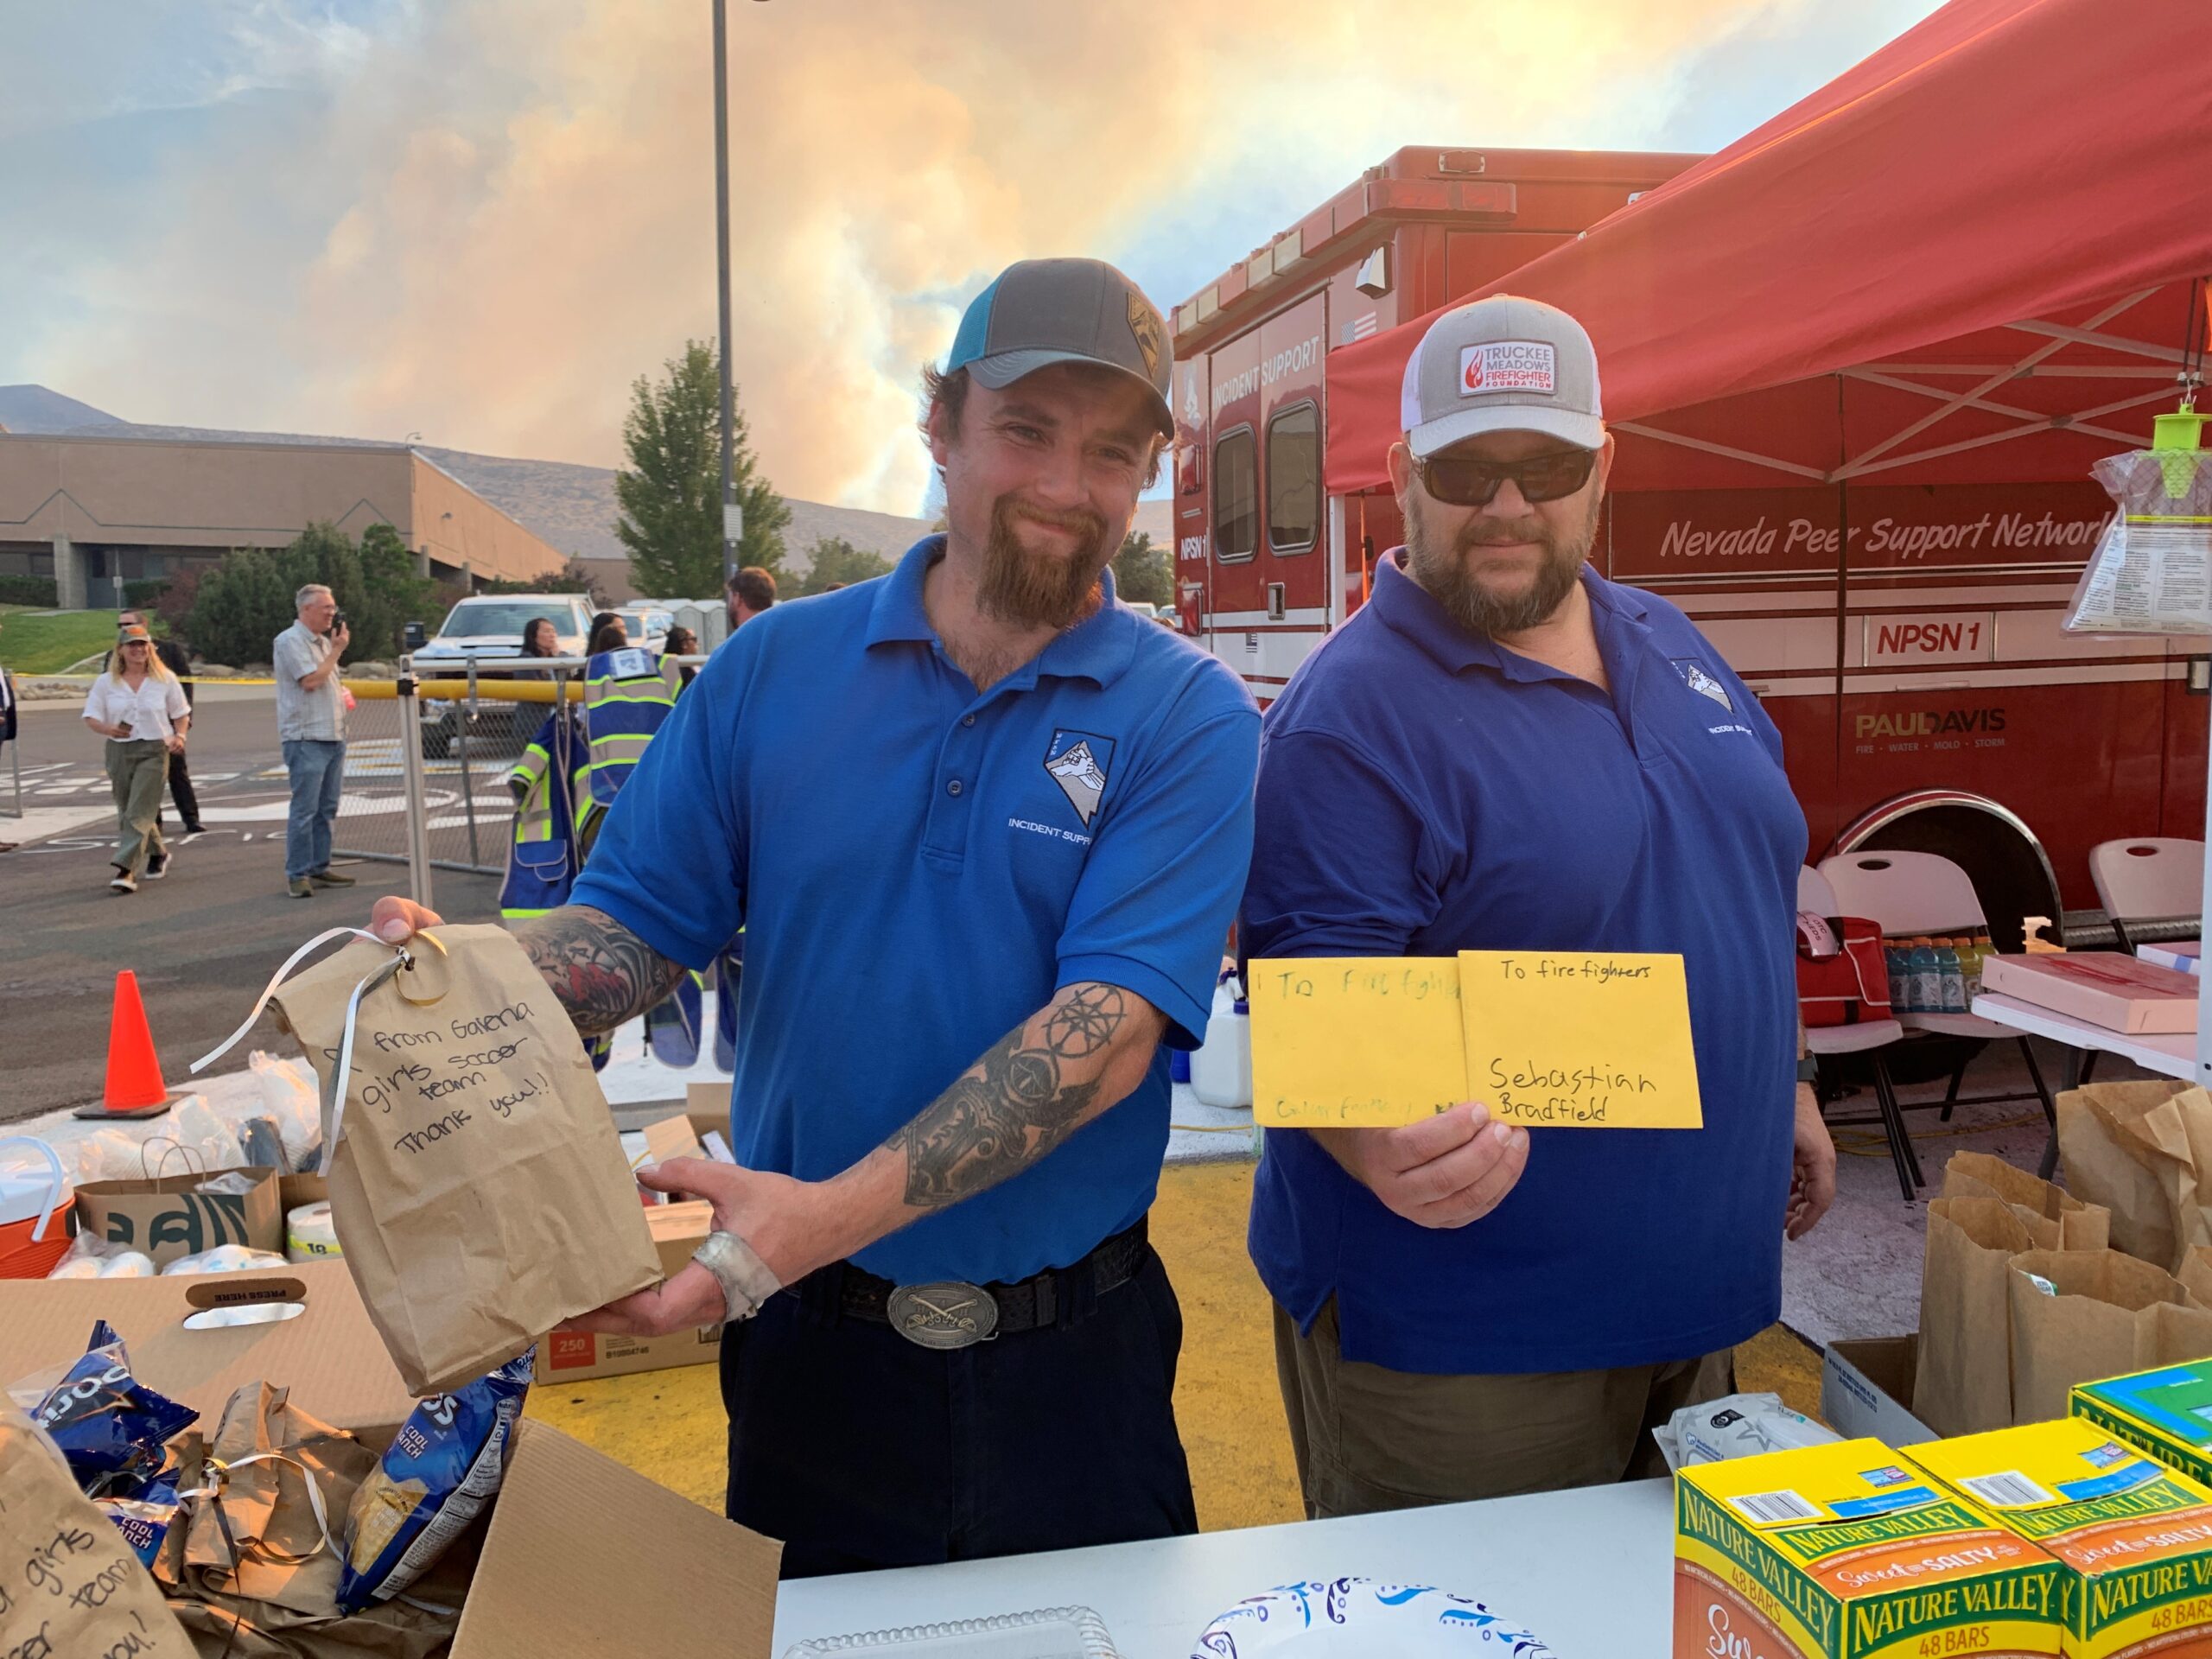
[81,622,189,893]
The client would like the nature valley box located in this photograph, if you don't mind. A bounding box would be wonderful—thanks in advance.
[2073,1360,2212,1489]
[1910,1417,2212,1658]
[1676,1437,2063,1659]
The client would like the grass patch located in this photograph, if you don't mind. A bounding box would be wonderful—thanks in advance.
[0,606,164,676]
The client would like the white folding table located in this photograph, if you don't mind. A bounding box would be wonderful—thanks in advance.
[771,1478,1675,1656]
[1968,991,2195,1083]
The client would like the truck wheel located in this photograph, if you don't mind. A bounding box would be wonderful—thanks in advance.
[421,724,451,760]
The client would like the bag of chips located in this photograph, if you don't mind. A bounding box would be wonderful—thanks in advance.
[29,1319,197,1491]
[338,1348,534,1614]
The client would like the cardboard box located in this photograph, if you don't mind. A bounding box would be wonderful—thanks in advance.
[74,1164,285,1268]
[541,1111,726,1382]
[1675,1437,2064,1659]
[0,1262,783,1656]
[1909,1417,2212,1659]
[543,1198,721,1381]
[2073,1358,2212,1488]
[1821,1336,1940,1448]
[1981,953,2200,1034]
[2139,944,2202,976]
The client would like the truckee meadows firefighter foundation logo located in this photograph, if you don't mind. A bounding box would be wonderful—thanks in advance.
[1855,705,2007,750]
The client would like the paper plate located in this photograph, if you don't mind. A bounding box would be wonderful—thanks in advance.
[1188,1580,1554,1657]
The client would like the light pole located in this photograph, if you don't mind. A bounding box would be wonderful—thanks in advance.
[713,0,741,593]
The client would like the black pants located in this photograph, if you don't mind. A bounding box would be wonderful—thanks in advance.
[720,1243,1198,1578]
[156,745,200,832]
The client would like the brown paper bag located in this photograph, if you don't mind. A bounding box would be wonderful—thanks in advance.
[270,925,661,1395]
[1940,1149,2111,1252]
[2058,1082,2190,1267]
[2007,1247,2212,1424]
[0,1400,194,1657]
[2080,1084,2212,1272]
[169,1383,377,1617]
[1913,1196,2036,1436]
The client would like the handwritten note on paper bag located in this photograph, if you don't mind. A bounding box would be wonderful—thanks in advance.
[0,1401,192,1659]
[1249,957,1468,1128]
[270,924,662,1395]
[1457,950,1703,1129]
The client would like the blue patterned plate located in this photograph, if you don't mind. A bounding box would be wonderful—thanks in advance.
[1188,1579,1554,1657]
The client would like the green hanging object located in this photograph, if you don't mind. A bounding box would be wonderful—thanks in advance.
[2153,401,2203,499]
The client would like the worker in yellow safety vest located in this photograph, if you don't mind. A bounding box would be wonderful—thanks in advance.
[575,645,680,857]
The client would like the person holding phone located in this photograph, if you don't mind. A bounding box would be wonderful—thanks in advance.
[82,623,189,893]
[273,583,354,899]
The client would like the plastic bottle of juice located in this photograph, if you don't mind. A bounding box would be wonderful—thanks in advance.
[1885,939,1913,1012]
[1909,937,1942,1014]
[1936,938,1968,1012]
[1964,932,1994,1000]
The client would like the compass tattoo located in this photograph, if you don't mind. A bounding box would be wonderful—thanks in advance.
[896,982,1134,1209]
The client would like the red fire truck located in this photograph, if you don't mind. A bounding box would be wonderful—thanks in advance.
[1167,143,2208,925]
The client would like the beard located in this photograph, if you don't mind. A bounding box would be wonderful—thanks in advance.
[975,493,1114,630]
[1403,486,1599,637]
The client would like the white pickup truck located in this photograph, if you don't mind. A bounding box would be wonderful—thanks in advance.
[409,594,594,758]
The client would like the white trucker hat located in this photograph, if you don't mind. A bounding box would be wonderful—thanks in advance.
[1400,294,1605,458]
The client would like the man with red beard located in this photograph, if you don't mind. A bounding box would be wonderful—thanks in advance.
[1243,296,1833,1516]
[369,257,1257,1573]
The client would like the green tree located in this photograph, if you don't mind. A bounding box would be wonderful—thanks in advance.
[1111,530,1173,607]
[181,521,435,667]
[795,536,893,596]
[615,340,790,598]
[479,556,612,608]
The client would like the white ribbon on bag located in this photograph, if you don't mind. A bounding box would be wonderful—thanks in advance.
[191,926,442,1175]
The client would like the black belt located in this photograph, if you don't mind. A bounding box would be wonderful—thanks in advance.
[791,1218,1150,1349]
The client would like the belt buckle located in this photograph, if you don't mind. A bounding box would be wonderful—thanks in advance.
[887,1280,999,1350]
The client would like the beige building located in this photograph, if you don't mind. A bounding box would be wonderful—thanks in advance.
[0,431,565,607]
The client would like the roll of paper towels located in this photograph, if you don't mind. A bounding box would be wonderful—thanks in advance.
[286,1201,341,1262]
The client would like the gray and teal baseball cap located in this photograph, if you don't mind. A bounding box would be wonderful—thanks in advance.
[947,257,1174,435]
[1401,294,1605,457]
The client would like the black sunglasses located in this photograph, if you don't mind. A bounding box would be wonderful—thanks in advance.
[1413,446,1597,507]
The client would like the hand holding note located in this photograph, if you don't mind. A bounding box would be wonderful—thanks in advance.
[1316,1104,1530,1229]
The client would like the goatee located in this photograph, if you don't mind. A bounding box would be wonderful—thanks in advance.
[976,494,1113,630]
[1402,486,1599,637]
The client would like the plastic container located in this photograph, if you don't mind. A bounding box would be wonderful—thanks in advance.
[782,1605,1118,1656]
[1885,941,1913,1012]
[1936,938,1968,1012]
[1189,975,1252,1109]
[0,1137,74,1280]
[1908,936,1942,1014]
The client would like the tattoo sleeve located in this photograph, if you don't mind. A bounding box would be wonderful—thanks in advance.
[893,982,1158,1210]
[514,904,687,1036]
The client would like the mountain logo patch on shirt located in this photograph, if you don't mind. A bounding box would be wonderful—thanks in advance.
[1043,729,1116,827]
[1674,658,1734,711]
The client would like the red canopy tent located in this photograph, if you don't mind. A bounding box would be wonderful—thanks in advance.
[1323,0,2212,499]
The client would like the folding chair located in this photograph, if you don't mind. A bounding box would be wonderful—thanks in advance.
[1799,865,1921,1198]
[2088,837,2204,954]
[1819,849,2061,1179]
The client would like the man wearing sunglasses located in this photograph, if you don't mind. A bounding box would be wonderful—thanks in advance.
[1243,295,1831,1516]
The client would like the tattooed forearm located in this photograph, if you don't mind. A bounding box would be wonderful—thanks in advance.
[515,904,687,1036]
[893,984,1152,1209]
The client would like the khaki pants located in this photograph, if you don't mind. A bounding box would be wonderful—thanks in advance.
[1272,1298,1734,1519]
[105,739,168,877]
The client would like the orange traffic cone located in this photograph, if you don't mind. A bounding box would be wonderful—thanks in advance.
[72,970,176,1121]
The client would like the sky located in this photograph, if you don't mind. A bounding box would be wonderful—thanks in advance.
[0,0,1949,517]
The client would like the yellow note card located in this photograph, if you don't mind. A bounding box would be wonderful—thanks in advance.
[1248,957,1466,1127]
[1457,950,1702,1129]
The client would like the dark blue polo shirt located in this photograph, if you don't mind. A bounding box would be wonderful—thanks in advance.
[1243,552,1806,1375]
[572,537,1259,1285]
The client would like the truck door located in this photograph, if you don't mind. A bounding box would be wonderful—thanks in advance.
[1207,332,1264,690]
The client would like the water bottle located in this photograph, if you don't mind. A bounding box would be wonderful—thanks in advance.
[1909,937,1942,1014]
[1191,973,1253,1109]
[1885,940,1912,1013]
[1964,933,1994,1001]
[1936,938,1968,1012]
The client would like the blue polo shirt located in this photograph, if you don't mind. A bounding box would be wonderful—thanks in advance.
[1243,552,1807,1375]
[572,536,1259,1285]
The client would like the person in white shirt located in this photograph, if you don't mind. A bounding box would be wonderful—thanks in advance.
[273,583,355,899]
[81,624,190,893]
